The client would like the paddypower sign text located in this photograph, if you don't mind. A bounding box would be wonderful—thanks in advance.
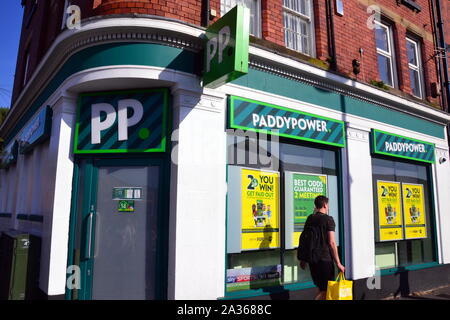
[74,89,168,154]
[229,96,346,147]
[202,5,250,88]
[371,129,435,163]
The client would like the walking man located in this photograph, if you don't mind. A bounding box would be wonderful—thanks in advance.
[298,195,345,300]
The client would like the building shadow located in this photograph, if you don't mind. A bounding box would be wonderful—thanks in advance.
[394,268,410,298]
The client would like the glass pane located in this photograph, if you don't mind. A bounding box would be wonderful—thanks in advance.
[372,158,435,270]
[377,54,393,86]
[406,40,418,66]
[409,69,421,98]
[92,166,159,300]
[375,25,389,52]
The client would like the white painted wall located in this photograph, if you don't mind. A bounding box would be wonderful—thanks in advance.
[433,146,450,264]
[344,127,376,280]
[39,95,76,296]
[169,88,227,299]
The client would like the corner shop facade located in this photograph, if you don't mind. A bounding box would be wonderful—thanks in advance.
[1,15,450,299]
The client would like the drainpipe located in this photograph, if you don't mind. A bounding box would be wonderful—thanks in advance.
[433,0,450,156]
[325,0,337,70]
[202,0,210,27]
[435,0,450,111]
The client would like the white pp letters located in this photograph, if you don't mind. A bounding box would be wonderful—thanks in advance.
[118,99,144,141]
[91,103,117,144]
[91,99,144,144]
[206,25,231,73]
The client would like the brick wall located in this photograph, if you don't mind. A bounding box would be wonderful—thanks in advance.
[11,0,447,109]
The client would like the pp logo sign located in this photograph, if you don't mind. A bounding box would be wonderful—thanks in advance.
[91,99,144,144]
[74,89,168,154]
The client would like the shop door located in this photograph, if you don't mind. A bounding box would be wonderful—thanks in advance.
[73,158,164,300]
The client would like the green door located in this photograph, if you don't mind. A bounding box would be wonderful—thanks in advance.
[68,158,167,300]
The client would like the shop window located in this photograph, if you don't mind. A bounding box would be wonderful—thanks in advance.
[282,0,315,56]
[221,0,261,37]
[372,158,435,270]
[406,37,425,99]
[374,20,397,88]
[225,133,341,293]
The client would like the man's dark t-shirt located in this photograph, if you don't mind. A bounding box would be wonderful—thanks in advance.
[303,212,336,262]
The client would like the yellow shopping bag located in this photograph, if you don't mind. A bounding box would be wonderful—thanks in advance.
[326,272,353,300]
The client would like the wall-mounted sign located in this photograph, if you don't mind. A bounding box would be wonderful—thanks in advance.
[290,173,327,248]
[1,140,18,168]
[118,200,135,212]
[112,187,143,200]
[371,129,435,163]
[203,5,250,88]
[241,168,280,251]
[376,180,404,242]
[74,89,168,154]
[402,183,427,240]
[18,106,52,154]
[229,96,346,147]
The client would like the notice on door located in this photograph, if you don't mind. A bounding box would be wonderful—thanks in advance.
[113,187,143,200]
[402,183,427,239]
[376,180,404,241]
[118,200,135,212]
[291,173,327,247]
[241,169,280,251]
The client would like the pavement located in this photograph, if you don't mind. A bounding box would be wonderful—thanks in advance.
[386,285,450,300]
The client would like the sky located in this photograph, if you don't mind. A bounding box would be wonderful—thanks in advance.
[0,2,24,108]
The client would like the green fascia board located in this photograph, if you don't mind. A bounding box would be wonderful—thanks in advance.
[4,43,197,145]
[229,95,346,148]
[371,129,435,164]
[231,69,445,139]
[4,42,445,145]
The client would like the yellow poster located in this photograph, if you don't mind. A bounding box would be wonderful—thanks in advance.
[402,183,427,239]
[377,181,404,241]
[241,169,280,251]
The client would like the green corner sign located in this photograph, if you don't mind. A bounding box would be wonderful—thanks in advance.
[229,95,346,147]
[371,129,435,163]
[202,5,250,88]
[74,89,168,154]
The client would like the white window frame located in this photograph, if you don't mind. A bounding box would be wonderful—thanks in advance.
[374,20,397,88]
[406,37,425,99]
[220,0,261,38]
[282,0,316,57]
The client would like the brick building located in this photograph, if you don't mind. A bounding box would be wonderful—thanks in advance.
[1,0,450,300]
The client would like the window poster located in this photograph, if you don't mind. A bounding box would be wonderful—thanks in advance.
[377,180,404,241]
[241,169,280,251]
[402,183,427,240]
[291,173,327,247]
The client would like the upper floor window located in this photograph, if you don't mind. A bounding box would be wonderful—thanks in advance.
[221,0,261,37]
[375,21,397,88]
[282,0,315,56]
[406,37,424,99]
[23,50,31,87]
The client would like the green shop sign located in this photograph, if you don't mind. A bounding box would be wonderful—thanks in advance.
[18,106,52,154]
[203,5,250,88]
[371,129,435,163]
[74,89,168,154]
[229,96,346,147]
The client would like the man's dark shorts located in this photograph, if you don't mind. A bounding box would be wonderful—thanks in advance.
[309,260,335,291]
